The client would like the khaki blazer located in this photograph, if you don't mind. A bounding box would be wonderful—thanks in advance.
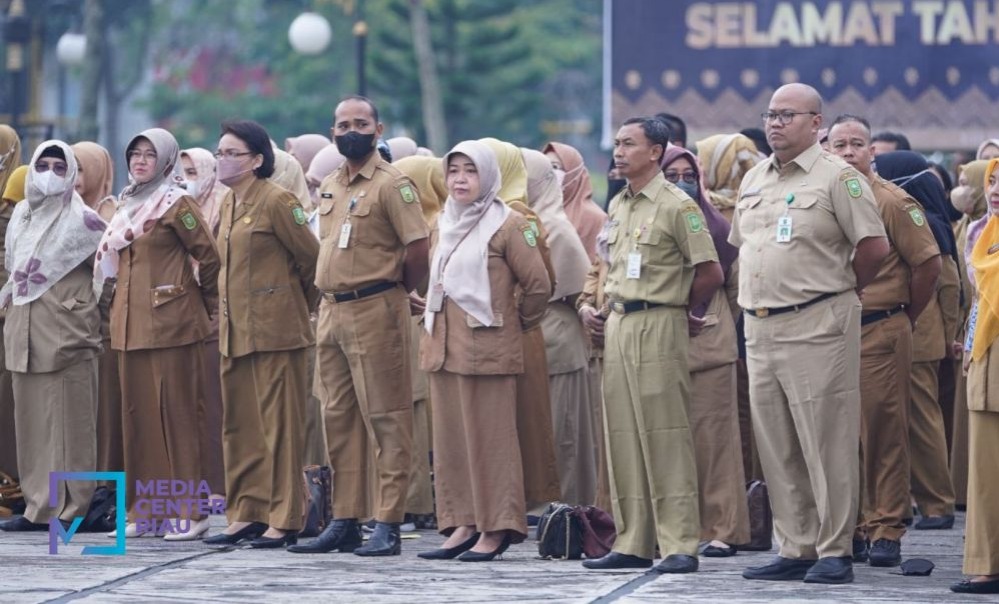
[420,213,551,376]
[109,198,220,351]
[217,178,320,358]
[5,263,101,373]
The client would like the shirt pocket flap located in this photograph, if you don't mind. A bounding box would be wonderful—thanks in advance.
[466,312,503,329]
[737,192,763,210]
[151,285,187,308]
[60,297,83,311]
[607,225,620,245]
[318,198,335,216]
[349,198,373,217]
[638,227,661,246]
[789,194,819,210]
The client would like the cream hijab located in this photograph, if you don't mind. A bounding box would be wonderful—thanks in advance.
[180,147,228,233]
[425,140,510,334]
[387,137,419,161]
[71,141,116,221]
[271,147,314,211]
[285,133,330,172]
[521,148,589,300]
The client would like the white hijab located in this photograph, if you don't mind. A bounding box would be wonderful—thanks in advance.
[425,140,510,333]
[2,140,107,307]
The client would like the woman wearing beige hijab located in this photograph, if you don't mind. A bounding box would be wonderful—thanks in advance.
[271,147,314,212]
[284,133,330,173]
[521,148,596,506]
[542,141,608,263]
[0,124,22,485]
[387,136,418,161]
[694,133,765,223]
[71,142,116,221]
[418,140,551,561]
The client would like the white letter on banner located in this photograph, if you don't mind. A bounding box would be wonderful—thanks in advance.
[871,1,905,45]
[801,2,843,46]
[716,2,743,47]
[842,1,880,45]
[913,1,946,44]
[937,0,977,43]
[686,3,713,49]
[743,3,771,46]
[769,2,804,45]
[974,0,999,43]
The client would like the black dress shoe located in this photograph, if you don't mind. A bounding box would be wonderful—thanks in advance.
[418,532,480,560]
[703,543,737,558]
[0,516,50,531]
[914,514,954,530]
[249,532,298,549]
[457,532,512,562]
[868,538,901,567]
[743,556,816,581]
[354,522,401,556]
[803,556,854,584]
[582,551,653,570]
[851,537,869,562]
[203,522,267,546]
[287,518,362,554]
[655,554,698,574]
[951,578,999,594]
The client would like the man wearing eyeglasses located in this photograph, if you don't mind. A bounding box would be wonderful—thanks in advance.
[730,83,888,584]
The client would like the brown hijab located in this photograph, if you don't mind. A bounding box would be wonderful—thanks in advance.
[0,125,22,195]
[71,141,116,221]
[541,141,607,263]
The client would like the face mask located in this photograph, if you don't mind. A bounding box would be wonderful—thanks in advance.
[335,131,376,160]
[184,179,201,199]
[32,169,69,197]
[553,168,566,189]
[950,185,976,214]
[675,180,699,200]
[217,157,253,186]
[889,168,931,189]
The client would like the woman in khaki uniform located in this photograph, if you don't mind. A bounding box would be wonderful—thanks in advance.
[662,145,750,556]
[418,140,551,561]
[94,128,220,541]
[951,157,999,595]
[0,125,22,486]
[204,120,319,549]
[0,141,105,531]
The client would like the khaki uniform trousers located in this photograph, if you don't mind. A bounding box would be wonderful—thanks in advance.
[964,409,999,574]
[95,344,123,479]
[200,335,225,495]
[221,348,306,531]
[746,292,861,559]
[0,322,17,479]
[910,362,956,516]
[950,358,969,507]
[302,315,330,467]
[858,313,912,541]
[603,306,700,559]
[316,288,413,523]
[587,356,612,512]
[13,358,98,523]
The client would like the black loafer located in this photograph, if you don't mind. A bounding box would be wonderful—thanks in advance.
[803,556,854,584]
[914,514,954,530]
[951,578,999,594]
[203,521,267,546]
[418,532,480,560]
[354,522,401,556]
[743,556,816,581]
[287,519,362,554]
[582,551,653,570]
[0,516,50,532]
[851,537,869,562]
[703,543,737,558]
[248,532,297,549]
[868,539,901,567]
[654,554,698,574]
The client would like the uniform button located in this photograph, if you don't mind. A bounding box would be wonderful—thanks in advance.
[223,310,228,316]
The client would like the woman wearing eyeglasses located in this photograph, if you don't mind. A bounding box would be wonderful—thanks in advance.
[203,120,319,549]
[94,128,221,541]
[0,141,105,532]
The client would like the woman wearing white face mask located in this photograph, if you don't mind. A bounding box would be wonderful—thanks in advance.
[0,141,106,532]
[179,148,228,237]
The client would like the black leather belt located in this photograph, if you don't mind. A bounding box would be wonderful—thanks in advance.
[610,300,665,315]
[323,281,397,303]
[744,292,838,319]
[861,304,906,326]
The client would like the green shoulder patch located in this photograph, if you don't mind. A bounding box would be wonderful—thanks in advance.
[399,184,417,204]
[523,227,537,247]
[684,211,704,233]
[180,211,197,231]
[845,177,863,198]
[908,207,926,227]
[526,216,540,237]
[292,206,307,225]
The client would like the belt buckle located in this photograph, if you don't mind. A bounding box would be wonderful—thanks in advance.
[755,308,769,318]
[611,301,625,314]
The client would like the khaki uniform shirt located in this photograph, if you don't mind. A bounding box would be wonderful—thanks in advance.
[420,213,551,376]
[315,153,428,292]
[729,143,886,309]
[109,198,220,351]
[217,178,320,358]
[863,176,940,311]
[604,172,718,306]
[4,263,100,373]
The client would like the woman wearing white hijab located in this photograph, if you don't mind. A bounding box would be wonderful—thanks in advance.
[0,141,105,531]
[418,140,550,561]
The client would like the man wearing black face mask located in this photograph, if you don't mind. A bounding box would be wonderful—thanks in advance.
[288,96,429,557]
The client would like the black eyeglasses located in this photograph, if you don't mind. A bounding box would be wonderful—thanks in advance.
[35,160,68,176]
[664,170,697,184]
[761,111,818,125]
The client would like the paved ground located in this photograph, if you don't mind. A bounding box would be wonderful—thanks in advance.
[0,512,980,603]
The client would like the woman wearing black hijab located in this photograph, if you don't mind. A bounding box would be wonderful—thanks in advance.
[874,151,959,530]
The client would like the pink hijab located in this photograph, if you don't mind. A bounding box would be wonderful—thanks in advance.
[285,134,331,172]
[180,147,227,234]
[542,141,607,263]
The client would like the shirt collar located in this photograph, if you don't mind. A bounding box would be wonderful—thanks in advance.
[336,150,382,185]
[767,142,823,174]
[623,172,666,202]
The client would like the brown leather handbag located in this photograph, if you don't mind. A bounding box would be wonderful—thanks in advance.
[0,471,24,517]
[744,480,773,551]
[300,465,332,538]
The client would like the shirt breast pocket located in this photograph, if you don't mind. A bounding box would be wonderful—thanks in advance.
[787,195,821,237]
[318,197,336,239]
[347,199,375,247]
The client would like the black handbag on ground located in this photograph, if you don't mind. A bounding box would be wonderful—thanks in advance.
[300,465,332,538]
[537,502,583,560]
[78,486,117,533]
[744,480,773,551]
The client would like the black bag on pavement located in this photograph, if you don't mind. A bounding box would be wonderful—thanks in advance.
[537,502,584,560]
[744,480,773,551]
[78,486,117,533]
[300,465,332,538]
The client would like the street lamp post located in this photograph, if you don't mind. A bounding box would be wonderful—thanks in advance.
[353,0,367,97]
[4,0,30,135]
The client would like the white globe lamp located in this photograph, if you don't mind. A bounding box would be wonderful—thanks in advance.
[289,12,332,55]
[56,32,87,66]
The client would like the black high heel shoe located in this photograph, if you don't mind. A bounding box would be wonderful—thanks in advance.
[457,532,512,562]
[249,531,298,549]
[418,531,481,560]
[203,521,267,546]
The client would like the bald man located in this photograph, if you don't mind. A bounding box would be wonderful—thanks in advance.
[729,84,888,584]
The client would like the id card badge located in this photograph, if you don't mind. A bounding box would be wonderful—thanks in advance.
[427,282,444,313]
[626,251,642,279]
[776,215,792,243]
[338,221,352,248]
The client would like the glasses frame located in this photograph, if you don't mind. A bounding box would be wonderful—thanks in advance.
[663,170,698,185]
[761,111,818,125]
[127,150,159,162]
[34,159,69,177]
[214,150,255,160]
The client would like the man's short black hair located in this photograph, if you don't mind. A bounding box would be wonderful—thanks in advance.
[740,127,771,156]
[872,131,911,150]
[220,119,275,178]
[622,117,670,158]
[830,114,872,137]
[655,112,686,147]
[337,95,379,123]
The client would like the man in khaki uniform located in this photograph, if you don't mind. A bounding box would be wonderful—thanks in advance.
[581,117,723,574]
[732,84,888,585]
[288,96,429,557]
[828,115,941,567]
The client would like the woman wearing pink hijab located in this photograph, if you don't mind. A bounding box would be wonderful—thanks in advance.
[284,134,331,173]
[543,142,608,263]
